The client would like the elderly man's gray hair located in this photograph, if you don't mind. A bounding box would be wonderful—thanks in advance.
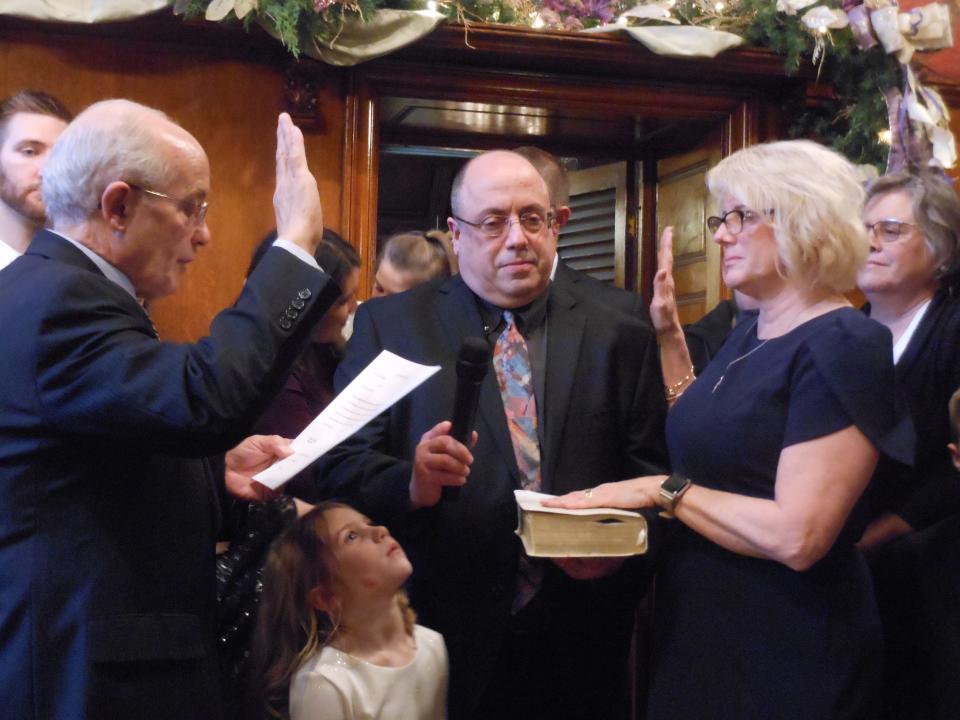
[42,99,177,226]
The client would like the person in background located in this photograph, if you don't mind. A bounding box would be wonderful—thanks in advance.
[251,502,448,720]
[0,90,71,269]
[426,228,458,274]
[513,144,649,320]
[217,228,361,713]
[855,170,960,720]
[372,230,454,297]
[251,228,361,440]
[548,140,914,720]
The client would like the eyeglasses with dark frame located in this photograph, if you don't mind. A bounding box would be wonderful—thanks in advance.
[452,210,554,240]
[706,208,770,236]
[864,219,918,243]
[128,183,209,225]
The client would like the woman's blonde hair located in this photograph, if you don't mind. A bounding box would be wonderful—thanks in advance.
[249,503,416,719]
[706,139,868,293]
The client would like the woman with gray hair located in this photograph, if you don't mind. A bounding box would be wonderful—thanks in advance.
[547,140,913,720]
[856,170,960,720]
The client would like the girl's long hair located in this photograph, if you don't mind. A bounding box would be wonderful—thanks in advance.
[249,502,344,719]
[248,502,416,719]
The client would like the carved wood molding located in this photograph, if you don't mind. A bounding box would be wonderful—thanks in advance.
[341,71,379,299]
[390,23,808,87]
[283,63,326,131]
[360,59,771,118]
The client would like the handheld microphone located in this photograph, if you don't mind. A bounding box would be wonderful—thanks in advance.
[443,337,491,502]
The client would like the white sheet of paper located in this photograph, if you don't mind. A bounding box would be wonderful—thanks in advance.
[254,350,440,489]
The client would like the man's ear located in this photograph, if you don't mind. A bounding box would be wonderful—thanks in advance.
[949,442,959,471]
[447,217,461,255]
[99,182,135,234]
[554,206,572,229]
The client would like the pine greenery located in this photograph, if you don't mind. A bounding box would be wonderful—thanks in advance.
[181,0,904,166]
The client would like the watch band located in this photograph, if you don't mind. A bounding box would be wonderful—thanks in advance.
[658,473,692,516]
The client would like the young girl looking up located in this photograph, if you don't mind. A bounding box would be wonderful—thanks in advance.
[251,502,448,720]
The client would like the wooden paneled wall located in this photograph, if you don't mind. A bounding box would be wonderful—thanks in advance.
[0,22,347,342]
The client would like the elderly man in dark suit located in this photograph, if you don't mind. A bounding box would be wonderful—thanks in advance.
[0,99,339,720]
[316,150,668,720]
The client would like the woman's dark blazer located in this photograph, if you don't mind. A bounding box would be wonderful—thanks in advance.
[886,285,960,529]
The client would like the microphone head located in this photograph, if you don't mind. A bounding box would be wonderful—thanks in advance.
[456,336,491,381]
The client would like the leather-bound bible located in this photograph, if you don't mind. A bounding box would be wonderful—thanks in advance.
[514,490,648,557]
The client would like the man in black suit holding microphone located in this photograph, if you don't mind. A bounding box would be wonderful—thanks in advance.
[316,150,668,720]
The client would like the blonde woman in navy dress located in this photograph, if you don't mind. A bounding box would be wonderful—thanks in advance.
[548,140,913,720]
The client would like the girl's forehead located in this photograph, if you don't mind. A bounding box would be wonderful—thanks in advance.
[324,506,370,531]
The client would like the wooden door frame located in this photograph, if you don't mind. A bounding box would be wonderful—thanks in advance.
[340,26,796,299]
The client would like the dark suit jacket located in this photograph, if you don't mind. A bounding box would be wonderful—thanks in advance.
[865,285,960,720]
[553,260,651,325]
[886,286,960,528]
[314,274,668,719]
[0,230,338,720]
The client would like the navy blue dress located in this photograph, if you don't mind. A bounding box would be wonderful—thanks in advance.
[650,308,914,720]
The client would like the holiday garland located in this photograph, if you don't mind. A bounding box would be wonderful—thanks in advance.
[175,0,955,171]
[740,0,904,168]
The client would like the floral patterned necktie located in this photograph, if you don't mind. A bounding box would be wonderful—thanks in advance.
[494,310,542,613]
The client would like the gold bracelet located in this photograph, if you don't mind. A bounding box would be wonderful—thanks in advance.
[664,366,696,400]
[666,385,688,401]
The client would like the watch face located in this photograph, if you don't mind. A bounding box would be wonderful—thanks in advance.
[661,474,690,495]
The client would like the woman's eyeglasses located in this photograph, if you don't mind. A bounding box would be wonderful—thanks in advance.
[706,208,769,235]
[864,219,917,243]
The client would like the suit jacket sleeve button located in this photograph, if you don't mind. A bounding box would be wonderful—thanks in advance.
[298,289,312,300]
[285,307,299,319]
[280,317,293,330]
[291,298,306,310]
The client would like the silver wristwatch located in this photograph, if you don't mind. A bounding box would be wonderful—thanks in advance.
[658,473,692,516]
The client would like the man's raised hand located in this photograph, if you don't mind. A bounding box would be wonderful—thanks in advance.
[273,113,323,255]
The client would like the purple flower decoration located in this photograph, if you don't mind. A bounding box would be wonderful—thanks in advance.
[314,0,337,10]
[541,0,616,26]
[582,0,615,23]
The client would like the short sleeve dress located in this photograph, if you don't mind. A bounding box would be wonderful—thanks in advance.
[649,308,914,720]
[289,624,448,720]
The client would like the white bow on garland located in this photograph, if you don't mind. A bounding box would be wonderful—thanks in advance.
[0,0,169,22]
[784,0,956,170]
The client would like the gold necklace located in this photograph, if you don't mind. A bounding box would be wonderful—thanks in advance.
[712,319,769,394]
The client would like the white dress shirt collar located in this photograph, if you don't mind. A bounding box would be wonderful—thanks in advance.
[892,298,932,365]
[49,230,138,300]
[0,239,20,271]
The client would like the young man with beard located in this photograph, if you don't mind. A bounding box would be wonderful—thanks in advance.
[0,90,72,270]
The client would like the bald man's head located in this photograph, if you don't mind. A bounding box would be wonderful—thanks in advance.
[448,150,556,308]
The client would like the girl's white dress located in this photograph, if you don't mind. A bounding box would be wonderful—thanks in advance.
[289,624,448,720]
